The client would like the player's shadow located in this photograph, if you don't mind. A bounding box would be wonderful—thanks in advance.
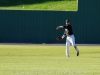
[0,0,75,7]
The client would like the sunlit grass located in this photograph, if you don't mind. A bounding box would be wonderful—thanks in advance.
[0,0,77,10]
[0,44,100,75]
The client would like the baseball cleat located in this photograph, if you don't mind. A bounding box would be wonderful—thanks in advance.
[66,55,70,57]
[77,51,79,56]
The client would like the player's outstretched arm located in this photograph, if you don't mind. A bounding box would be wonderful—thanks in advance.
[56,26,63,30]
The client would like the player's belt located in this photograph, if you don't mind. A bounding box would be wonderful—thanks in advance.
[67,35,70,37]
[67,34,73,37]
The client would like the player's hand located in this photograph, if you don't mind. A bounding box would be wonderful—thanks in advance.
[56,36,62,41]
[56,27,59,30]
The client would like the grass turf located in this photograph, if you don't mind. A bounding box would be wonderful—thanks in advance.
[0,44,100,75]
[0,0,77,10]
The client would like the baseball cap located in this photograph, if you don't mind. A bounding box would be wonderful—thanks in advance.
[65,20,70,22]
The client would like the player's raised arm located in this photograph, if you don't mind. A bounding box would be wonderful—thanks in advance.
[56,26,64,30]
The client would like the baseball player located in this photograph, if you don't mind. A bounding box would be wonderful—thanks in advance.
[56,20,79,57]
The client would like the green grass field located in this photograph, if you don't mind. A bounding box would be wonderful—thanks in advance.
[0,44,100,75]
[0,0,77,10]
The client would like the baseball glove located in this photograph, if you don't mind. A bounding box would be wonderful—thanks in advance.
[56,36,62,40]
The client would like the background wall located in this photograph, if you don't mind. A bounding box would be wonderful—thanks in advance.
[0,0,100,44]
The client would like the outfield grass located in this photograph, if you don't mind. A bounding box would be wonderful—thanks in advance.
[0,0,77,10]
[0,44,100,75]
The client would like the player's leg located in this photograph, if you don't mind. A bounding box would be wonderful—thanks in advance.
[74,46,79,56]
[69,35,79,56]
[66,40,70,57]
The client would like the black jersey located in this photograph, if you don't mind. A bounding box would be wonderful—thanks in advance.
[63,25,73,35]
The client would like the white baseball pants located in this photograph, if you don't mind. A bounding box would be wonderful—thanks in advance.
[66,35,76,56]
